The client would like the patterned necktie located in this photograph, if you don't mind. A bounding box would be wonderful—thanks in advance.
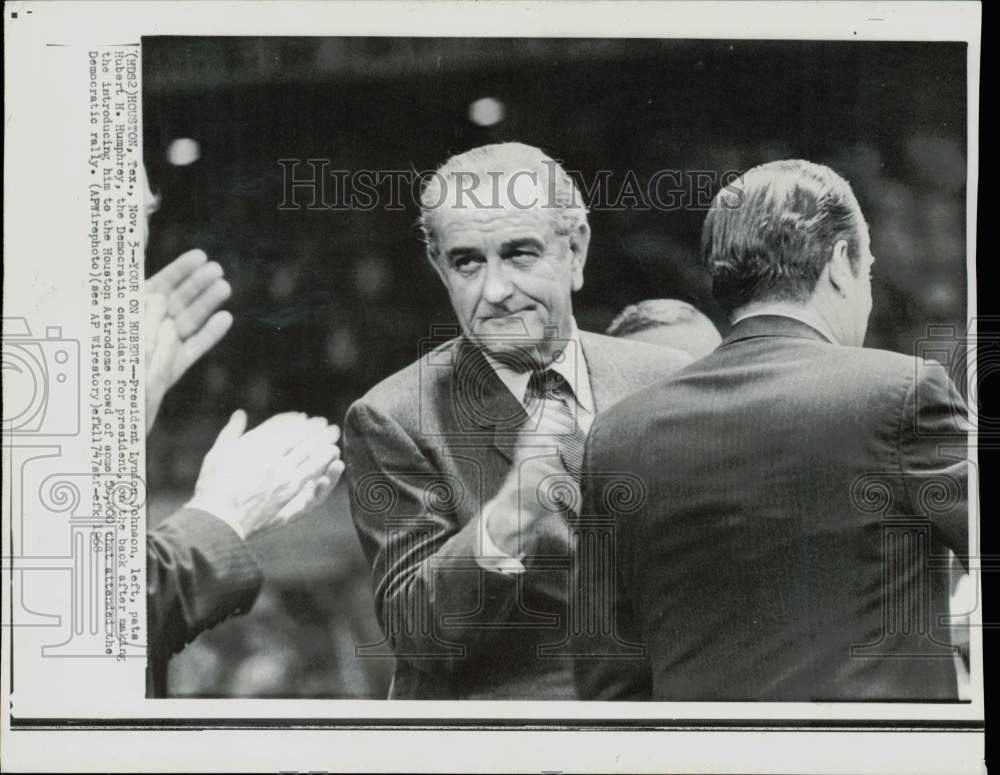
[526,368,587,481]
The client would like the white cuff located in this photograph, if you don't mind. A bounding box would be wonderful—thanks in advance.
[476,501,526,574]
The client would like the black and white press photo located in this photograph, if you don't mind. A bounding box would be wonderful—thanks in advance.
[141,35,974,701]
[2,3,983,773]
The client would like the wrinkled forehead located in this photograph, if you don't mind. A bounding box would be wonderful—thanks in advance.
[429,180,559,246]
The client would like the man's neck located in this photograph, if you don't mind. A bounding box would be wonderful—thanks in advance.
[731,302,840,344]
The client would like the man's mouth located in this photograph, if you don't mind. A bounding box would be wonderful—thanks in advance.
[475,312,533,336]
[479,306,534,321]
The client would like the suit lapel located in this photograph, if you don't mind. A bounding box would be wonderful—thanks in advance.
[451,332,643,460]
[579,331,631,412]
[452,340,527,464]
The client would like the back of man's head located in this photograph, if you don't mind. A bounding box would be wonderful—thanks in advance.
[607,299,722,360]
[701,159,864,316]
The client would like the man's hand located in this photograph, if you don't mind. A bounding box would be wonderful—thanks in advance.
[485,442,580,557]
[187,411,345,540]
[145,249,233,431]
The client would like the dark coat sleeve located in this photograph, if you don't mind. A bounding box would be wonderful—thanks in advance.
[572,413,653,700]
[146,507,262,695]
[344,399,519,673]
[899,359,971,569]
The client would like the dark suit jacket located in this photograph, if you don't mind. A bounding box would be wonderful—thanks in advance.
[575,315,970,701]
[146,507,262,697]
[344,331,691,699]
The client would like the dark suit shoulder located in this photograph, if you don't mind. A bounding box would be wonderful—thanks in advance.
[707,338,929,396]
[815,343,930,381]
[589,342,936,464]
[347,337,461,429]
[761,343,955,421]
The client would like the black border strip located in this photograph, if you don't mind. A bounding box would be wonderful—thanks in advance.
[9,717,986,731]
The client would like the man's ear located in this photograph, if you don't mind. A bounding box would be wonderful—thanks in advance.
[569,221,591,292]
[826,239,854,297]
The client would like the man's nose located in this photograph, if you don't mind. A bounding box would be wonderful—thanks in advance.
[481,260,513,305]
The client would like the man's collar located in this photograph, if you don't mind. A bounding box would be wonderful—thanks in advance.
[482,319,595,412]
[722,313,833,347]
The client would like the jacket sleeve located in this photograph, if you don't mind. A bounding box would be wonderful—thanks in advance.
[572,413,653,700]
[899,359,971,570]
[344,400,520,673]
[147,507,263,670]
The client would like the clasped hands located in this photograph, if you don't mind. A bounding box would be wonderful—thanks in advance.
[485,426,582,558]
[188,410,344,539]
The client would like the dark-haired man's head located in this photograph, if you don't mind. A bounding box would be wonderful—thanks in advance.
[607,299,721,359]
[701,159,874,346]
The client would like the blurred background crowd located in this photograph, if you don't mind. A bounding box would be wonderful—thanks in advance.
[143,38,968,698]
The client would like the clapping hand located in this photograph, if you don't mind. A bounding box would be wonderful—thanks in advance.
[187,411,345,540]
[486,436,580,556]
[145,249,233,431]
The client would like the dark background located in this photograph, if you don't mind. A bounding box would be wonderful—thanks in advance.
[143,37,968,697]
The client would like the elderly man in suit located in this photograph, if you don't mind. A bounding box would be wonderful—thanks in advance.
[575,159,970,701]
[344,142,691,699]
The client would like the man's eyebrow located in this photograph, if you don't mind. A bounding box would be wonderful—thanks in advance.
[445,246,482,262]
[500,236,545,253]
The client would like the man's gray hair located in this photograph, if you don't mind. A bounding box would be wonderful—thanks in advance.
[606,299,714,338]
[418,142,588,260]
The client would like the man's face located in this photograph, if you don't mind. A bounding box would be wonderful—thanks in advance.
[429,178,587,365]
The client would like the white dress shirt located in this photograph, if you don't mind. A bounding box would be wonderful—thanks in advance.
[477,320,595,573]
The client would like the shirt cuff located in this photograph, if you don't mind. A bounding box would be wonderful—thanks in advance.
[477,500,526,574]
